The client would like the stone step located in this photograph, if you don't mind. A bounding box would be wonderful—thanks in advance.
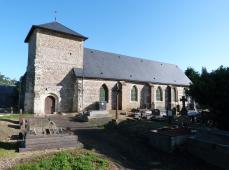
[26,141,79,148]
[19,142,83,152]
[26,136,78,145]
[26,135,77,141]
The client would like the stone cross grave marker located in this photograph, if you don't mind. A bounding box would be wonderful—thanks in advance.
[180,96,188,115]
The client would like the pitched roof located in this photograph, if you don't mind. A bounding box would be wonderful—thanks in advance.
[25,22,88,42]
[74,48,191,86]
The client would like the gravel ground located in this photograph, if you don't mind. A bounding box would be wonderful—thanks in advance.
[0,119,20,142]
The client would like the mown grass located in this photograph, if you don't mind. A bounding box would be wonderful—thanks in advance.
[0,113,33,120]
[11,150,110,170]
[0,148,17,158]
[0,114,19,120]
[0,142,18,158]
[0,113,32,158]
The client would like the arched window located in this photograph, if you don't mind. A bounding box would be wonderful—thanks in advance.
[172,88,177,102]
[156,87,163,101]
[100,84,108,102]
[131,85,138,101]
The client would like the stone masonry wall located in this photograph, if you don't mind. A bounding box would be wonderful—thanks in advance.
[24,29,84,115]
[78,78,186,113]
[24,32,36,113]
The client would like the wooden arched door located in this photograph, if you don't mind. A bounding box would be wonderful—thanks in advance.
[45,96,55,114]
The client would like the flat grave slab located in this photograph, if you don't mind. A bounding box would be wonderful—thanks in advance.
[87,110,112,119]
[149,127,193,152]
[187,128,229,169]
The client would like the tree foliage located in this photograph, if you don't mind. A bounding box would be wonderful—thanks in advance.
[185,66,229,130]
[0,72,17,85]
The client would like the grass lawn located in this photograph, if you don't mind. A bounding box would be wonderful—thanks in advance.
[0,113,34,120]
[11,150,110,170]
[0,148,17,158]
[0,113,33,158]
[0,114,20,120]
[0,142,18,158]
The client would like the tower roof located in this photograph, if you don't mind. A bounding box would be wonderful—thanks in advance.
[24,21,88,42]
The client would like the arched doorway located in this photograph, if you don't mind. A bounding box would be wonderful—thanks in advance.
[165,86,171,110]
[112,82,122,110]
[141,85,151,109]
[45,96,55,114]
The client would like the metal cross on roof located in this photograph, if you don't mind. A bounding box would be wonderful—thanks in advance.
[54,10,57,21]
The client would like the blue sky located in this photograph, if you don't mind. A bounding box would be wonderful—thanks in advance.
[0,0,229,80]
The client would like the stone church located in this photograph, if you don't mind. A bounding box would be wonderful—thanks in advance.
[22,22,191,115]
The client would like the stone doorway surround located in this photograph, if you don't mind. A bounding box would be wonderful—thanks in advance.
[35,92,60,115]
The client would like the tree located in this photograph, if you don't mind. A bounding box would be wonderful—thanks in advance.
[185,67,199,83]
[185,66,229,130]
[0,72,17,85]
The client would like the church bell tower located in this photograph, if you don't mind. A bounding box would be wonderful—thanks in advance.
[24,22,87,114]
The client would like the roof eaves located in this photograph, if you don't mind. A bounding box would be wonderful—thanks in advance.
[74,74,190,87]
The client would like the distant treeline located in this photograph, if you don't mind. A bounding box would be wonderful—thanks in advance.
[0,72,19,110]
[0,72,17,85]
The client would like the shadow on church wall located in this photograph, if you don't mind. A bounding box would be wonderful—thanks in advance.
[57,69,76,112]
[140,84,151,109]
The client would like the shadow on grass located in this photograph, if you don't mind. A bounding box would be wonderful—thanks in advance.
[0,119,19,124]
[8,124,20,129]
[0,141,18,151]
[73,119,219,170]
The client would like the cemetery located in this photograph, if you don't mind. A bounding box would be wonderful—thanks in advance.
[18,117,82,152]
[0,90,228,169]
[1,3,229,169]
[0,96,229,169]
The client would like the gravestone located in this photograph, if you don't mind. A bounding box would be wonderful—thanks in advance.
[19,118,82,152]
[180,96,187,115]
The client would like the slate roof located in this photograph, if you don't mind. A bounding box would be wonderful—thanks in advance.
[74,48,191,86]
[25,22,88,42]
